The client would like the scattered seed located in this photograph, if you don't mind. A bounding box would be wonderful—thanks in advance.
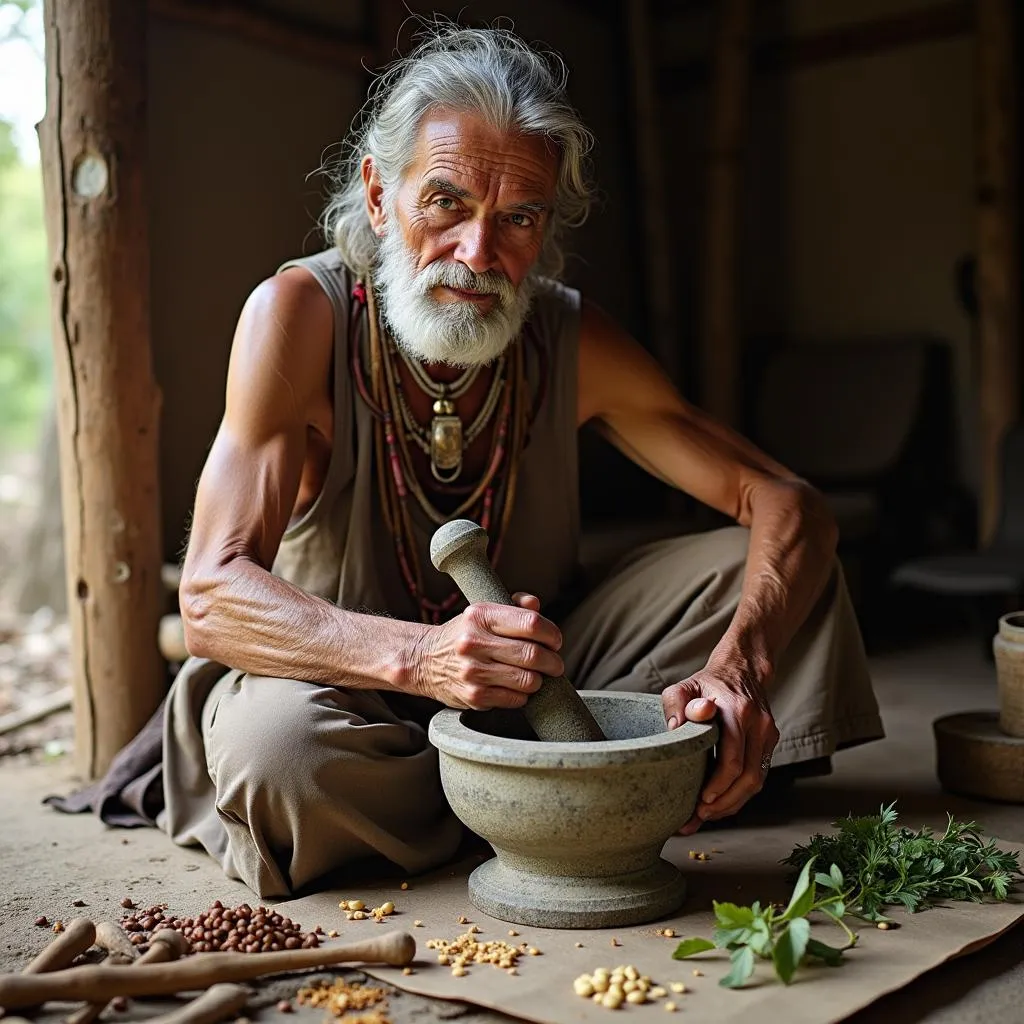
[457,915,469,924]
[414,920,424,928]
[403,967,414,975]
[72,899,86,907]
[662,928,676,938]
[468,924,480,934]
[528,947,540,956]
[665,1002,677,1012]
[120,898,135,909]
[327,930,339,938]
[352,911,368,921]
[276,1000,293,1013]
[670,982,686,994]
[380,901,395,915]
[110,997,129,1012]
[610,938,621,947]
[877,921,895,930]
[52,921,64,933]
[507,930,518,937]
[401,882,410,890]
[507,967,517,975]
[34,916,48,927]
[452,965,466,977]
[651,986,667,998]
[575,942,584,948]
[692,969,703,977]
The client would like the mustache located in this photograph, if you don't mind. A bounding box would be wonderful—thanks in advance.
[417,260,517,306]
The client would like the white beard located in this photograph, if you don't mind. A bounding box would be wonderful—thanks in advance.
[373,219,537,368]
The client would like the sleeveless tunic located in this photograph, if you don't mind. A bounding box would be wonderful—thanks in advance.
[270,248,583,620]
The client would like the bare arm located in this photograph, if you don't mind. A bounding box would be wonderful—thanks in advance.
[179,270,561,709]
[578,300,839,822]
[179,269,419,689]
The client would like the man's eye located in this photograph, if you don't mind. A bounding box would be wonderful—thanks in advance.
[435,197,455,210]
[509,213,534,228]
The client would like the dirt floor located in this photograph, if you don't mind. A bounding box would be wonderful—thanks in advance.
[2,633,1023,1024]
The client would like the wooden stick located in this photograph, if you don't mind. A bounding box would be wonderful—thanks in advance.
[23,919,96,975]
[0,688,72,737]
[66,930,190,1024]
[0,931,415,1009]
[144,984,249,1024]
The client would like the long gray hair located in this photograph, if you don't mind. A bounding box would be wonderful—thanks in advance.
[320,22,595,278]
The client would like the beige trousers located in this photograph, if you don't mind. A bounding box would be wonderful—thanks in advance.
[162,527,883,898]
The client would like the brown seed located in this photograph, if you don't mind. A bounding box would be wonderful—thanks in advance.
[285,936,300,949]
[611,938,621,947]
[111,997,129,1012]
[276,1000,293,1013]
[141,917,156,931]
[34,916,48,927]
[72,899,86,907]
[120,898,135,909]
[212,900,224,910]
[130,934,145,946]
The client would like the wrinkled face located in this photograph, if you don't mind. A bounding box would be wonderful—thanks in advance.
[365,109,559,367]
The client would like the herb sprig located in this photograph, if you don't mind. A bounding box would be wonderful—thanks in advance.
[782,803,1022,922]
[673,857,854,988]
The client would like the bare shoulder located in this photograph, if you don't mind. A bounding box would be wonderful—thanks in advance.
[224,266,335,435]
[577,297,681,426]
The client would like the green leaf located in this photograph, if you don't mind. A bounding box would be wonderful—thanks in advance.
[713,926,752,949]
[818,899,846,918]
[713,902,756,929]
[781,858,817,921]
[830,864,845,889]
[672,937,716,960]
[805,937,845,967]
[772,917,810,985]
[748,917,774,956]
[815,872,838,890]
[720,945,756,989]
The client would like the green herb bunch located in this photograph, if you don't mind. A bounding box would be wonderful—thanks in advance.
[782,803,1022,922]
[673,858,854,988]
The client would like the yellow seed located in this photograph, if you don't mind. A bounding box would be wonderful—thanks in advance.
[626,991,646,1005]
[623,980,637,994]
[452,966,466,977]
[327,930,339,938]
[877,921,892,930]
[670,983,686,994]
[592,993,603,1004]
[338,901,347,910]
[528,947,540,956]
[438,954,450,965]
[662,928,676,938]
[575,942,584,948]
[381,901,395,915]
[403,967,414,975]
[468,924,480,934]
[401,882,410,890]
[574,977,595,997]
[625,965,639,981]
[610,938,621,947]
[508,929,518,936]
[414,920,423,927]
[650,986,667,998]
[592,976,610,993]
[507,967,517,975]
[692,969,703,977]
[352,911,367,921]
[348,900,365,911]
[665,1002,677,1012]
[603,991,624,1010]
[457,915,469,924]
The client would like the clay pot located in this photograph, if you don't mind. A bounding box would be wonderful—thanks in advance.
[429,692,717,929]
[993,612,1024,737]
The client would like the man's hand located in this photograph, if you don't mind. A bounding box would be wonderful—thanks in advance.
[661,660,780,835]
[412,594,563,710]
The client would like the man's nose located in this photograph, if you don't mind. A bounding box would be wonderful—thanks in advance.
[454,218,498,275]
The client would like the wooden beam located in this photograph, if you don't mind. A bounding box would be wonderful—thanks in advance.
[38,0,165,779]
[975,0,1020,544]
[149,0,372,73]
[660,1,973,93]
[699,0,751,426]
[626,0,681,385]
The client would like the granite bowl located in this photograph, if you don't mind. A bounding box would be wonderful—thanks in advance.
[428,691,718,929]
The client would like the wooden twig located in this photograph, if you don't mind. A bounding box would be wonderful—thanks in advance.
[0,688,72,737]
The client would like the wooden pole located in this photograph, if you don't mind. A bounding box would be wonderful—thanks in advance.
[38,0,165,779]
[976,0,1020,544]
[699,0,752,427]
[626,0,680,385]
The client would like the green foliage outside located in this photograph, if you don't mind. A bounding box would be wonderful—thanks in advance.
[0,0,49,456]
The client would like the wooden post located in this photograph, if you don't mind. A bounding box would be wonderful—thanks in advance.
[626,0,680,385]
[38,0,165,779]
[700,0,752,427]
[976,0,1020,544]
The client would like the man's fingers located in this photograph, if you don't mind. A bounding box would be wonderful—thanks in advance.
[699,719,778,821]
[511,592,541,612]
[466,602,562,651]
[699,704,746,806]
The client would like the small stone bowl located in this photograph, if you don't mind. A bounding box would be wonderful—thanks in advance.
[429,692,717,929]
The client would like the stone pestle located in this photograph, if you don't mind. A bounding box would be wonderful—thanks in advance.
[430,520,606,742]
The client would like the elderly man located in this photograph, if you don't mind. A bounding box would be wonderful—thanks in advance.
[164,25,883,898]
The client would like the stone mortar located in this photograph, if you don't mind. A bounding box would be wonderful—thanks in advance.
[429,692,718,928]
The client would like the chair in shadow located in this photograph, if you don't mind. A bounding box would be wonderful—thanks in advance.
[890,422,1024,650]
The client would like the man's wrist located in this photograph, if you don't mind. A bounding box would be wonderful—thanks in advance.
[707,632,775,688]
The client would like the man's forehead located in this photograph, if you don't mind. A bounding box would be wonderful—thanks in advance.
[409,110,558,199]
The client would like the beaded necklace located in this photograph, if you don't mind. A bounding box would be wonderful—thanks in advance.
[350,278,532,624]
